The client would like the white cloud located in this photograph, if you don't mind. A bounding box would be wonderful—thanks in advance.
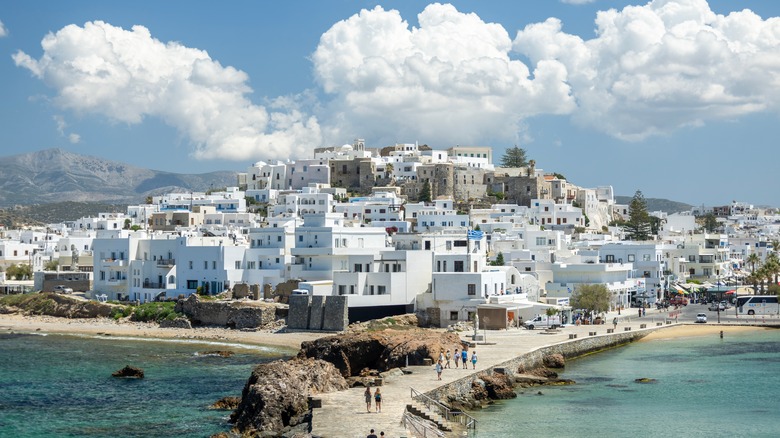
[515,0,780,140]
[68,133,81,144]
[0,20,7,37]
[14,21,320,161]
[53,114,81,144]
[312,4,575,146]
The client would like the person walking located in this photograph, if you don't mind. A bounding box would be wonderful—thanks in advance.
[374,388,382,413]
[461,349,468,369]
[445,349,451,368]
[470,350,478,369]
[367,429,378,438]
[454,348,460,368]
[364,386,372,413]
[612,317,618,330]
[438,350,445,365]
[435,359,443,380]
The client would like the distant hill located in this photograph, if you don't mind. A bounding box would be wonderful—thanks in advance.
[0,148,238,207]
[615,196,692,214]
[0,202,128,228]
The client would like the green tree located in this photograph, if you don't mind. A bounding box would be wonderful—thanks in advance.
[500,146,528,168]
[624,190,652,241]
[764,253,780,290]
[419,181,432,203]
[490,252,505,266]
[702,213,718,232]
[5,263,32,280]
[44,259,59,271]
[570,284,611,318]
[123,218,131,230]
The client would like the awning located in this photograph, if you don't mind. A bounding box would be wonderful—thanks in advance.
[674,286,688,294]
[725,290,736,295]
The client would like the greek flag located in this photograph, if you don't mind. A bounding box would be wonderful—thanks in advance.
[467,230,483,240]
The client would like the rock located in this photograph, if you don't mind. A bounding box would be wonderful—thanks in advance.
[200,350,235,358]
[112,365,144,379]
[478,373,517,400]
[634,377,657,384]
[230,358,348,435]
[159,317,192,329]
[209,396,241,410]
[543,353,565,368]
[298,329,461,377]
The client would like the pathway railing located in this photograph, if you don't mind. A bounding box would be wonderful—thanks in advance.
[410,387,477,431]
[401,411,445,438]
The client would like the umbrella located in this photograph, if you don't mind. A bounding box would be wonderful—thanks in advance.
[725,290,736,295]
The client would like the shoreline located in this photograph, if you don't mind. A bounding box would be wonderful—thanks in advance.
[0,313,326,352]
[640,323,773,341]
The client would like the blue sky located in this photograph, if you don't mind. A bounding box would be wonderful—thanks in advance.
[1,0,779,207]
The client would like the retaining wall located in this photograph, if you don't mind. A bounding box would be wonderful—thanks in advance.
[424,330,652,402]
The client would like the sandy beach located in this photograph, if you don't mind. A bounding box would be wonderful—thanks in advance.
[0,313,326,352]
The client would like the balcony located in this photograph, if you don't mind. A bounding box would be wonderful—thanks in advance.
[142,282,165,289]
[102,259,126,268]
[156,258,175,267]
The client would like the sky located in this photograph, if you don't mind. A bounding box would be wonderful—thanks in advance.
[2,0,780,207]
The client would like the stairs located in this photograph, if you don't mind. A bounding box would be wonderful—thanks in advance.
[406,404,452,432]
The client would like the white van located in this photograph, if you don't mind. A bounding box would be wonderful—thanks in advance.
[524,315,562,330]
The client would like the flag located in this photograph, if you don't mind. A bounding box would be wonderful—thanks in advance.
[467,230,483,240]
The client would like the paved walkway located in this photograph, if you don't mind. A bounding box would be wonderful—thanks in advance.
[311,309,672,438]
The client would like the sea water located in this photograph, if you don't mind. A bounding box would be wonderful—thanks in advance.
[471,329,780,438]
[0,332,294,437]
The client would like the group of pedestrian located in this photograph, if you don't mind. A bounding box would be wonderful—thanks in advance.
[363,386,382,413]
[366,428,385,438]
[436,348,477,379]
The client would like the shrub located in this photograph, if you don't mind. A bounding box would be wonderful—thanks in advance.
[130,302,182,322]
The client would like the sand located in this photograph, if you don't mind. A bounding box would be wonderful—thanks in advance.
[641,323,771,341]
[0,313,326,352]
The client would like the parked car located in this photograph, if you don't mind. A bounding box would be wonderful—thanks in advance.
[708,302,725,311]
[696,313,707,323]
[53,285,73,294]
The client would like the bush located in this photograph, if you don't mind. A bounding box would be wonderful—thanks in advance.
[130,302,182,322]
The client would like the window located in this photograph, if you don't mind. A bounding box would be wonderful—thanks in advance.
[189,261,193,269]
[446,241,452,250]
[204,261,208,269]
[299,235,303,242]
[627,254,635,262]
[235,261,241,269]
[467,284,476,295]
[643,254,651,261]
[187,280,198,289]
[605,255,615,263]
[338,285,346,295]
[378,285,386,295]
[454,240,467,247]
[454,261,464,272]
[354,264,363,272]
[536,237,546,246]
[212,261,217,269]
[450,311,459,320]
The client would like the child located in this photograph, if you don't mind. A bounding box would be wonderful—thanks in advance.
[364,386,372,413]
[454,348,460,368]
[374,388,382,413]
[435,359,443,380]
[471,350,478,369]
[445,349,451,368]
[461,349,468,369]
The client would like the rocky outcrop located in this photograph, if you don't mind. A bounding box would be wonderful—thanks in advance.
[209,396,241,410]
[0,292,119,318]
[230,358,347,435]
[112,365,144,379]
[543,353,565,368]
[199,350,234,358]
[298,329,461,377]
[175,294,279,329]
[159,317,192,329]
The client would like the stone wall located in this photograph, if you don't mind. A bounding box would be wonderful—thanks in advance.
[175,295,277,329]
[288,294,348,331]
[424,330,651,402]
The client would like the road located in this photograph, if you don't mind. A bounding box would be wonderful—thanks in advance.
[660,300,780,325]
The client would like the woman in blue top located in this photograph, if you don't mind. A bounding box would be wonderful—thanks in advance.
[461,349,468,369]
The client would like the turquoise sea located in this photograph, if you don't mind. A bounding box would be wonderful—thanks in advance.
[0,332,294,437]
[471,328,780,438]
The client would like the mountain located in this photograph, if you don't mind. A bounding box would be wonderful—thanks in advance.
[614,196,693,214]
[0,149,238,206]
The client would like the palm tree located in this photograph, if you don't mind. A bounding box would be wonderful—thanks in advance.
[764,253,780,291]
[746,253,761,291]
